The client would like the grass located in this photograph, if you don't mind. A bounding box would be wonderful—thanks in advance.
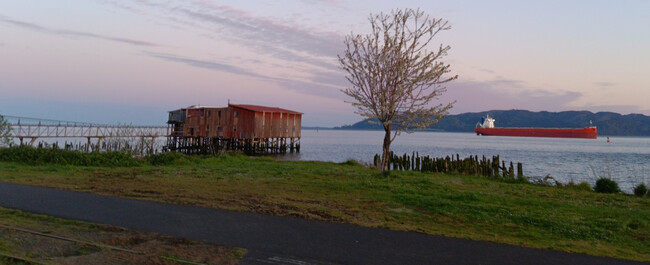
[0,150,648,261]
[0,145,140,167]
[0,206,244,264]
[0,256,32,265]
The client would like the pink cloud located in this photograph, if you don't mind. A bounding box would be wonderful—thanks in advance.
[0,16,159,47]
[441,79,583,114]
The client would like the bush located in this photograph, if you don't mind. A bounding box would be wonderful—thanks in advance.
[341,159,362,166]
[594,178,620,194]
[633,183,648,197]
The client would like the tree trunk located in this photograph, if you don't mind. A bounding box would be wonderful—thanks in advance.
[380,126,391,172]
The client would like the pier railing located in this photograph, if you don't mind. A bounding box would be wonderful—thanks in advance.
[3,115,169,145]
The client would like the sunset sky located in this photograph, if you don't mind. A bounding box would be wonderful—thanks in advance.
[1,0,649,127]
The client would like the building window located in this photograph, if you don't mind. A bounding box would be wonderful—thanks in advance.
[208,111,211,117]
[218,126,223,132]
[234,125,238,132]
[218,111,221,117]
[206,125,210,132]
[234,111,238,118]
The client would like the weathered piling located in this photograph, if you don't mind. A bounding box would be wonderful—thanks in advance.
[165,136,300,156]
[379,152,525,180]
[31,137,161,156]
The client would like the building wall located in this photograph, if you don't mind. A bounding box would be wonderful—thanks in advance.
[214,108,229,138]
[183,108,205,137]
[225,106,255,139]
[257,111,301,138]
[171,106,301,139]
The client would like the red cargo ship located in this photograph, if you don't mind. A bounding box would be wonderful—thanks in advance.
[474,115,597,139]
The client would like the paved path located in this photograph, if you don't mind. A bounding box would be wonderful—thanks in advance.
[0,182,645,265]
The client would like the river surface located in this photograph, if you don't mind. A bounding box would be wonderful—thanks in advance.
[279,129,650,192]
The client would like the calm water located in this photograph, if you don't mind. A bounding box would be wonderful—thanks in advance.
[280,130,650,192]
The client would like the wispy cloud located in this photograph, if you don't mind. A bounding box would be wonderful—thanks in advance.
[299,0,345,5]
[594,81,615,87]
[145,51,344,100]
[310,70,349,88]
[145,51,274,80]
[0,16,159,47]
[101,1,343,69]
[442,78,583,114]
[176,3,342,58]
[578,104,650,115]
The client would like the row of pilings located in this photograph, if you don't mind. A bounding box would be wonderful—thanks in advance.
[374,152,524,179]
[19,137,161,156]
[165,136,300,156]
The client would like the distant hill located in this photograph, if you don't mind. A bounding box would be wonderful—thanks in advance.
[335,110,650,136]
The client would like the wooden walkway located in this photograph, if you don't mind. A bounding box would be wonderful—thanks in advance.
[3,115,169,145]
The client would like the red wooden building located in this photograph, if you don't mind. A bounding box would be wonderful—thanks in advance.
[166,103,302,154]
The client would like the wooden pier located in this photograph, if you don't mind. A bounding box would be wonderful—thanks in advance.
[4,115,169,152]
[165,104,302,155]
[3,106,301,156]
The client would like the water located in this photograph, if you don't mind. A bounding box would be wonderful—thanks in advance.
[280,130,650,192]
[18,129,649,192]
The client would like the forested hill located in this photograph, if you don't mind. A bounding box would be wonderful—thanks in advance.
[335,110,650,136]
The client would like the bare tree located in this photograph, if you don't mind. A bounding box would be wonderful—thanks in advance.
[0,115,12,147]
[338,8,457,172]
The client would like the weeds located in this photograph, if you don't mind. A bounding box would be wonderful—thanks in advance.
[0,146,140,167]
[566,181,593,192]
[145,151,189,166]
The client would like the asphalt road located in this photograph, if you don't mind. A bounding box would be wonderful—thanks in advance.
[0,182,645,265]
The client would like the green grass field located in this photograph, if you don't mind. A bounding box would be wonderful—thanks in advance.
[0,148,648,261]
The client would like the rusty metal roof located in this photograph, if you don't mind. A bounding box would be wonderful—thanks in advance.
[229,104,302,115]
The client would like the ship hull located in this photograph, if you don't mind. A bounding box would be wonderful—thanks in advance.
[474,127,597,139]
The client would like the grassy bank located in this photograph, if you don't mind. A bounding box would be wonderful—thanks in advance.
[0,149,648,261]
[0,206,244,264]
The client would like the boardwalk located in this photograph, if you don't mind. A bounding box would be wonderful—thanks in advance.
[3,115,169,145]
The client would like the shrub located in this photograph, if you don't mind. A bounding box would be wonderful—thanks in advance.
[594,178,620,194]
[633,183,648,197]
[341,159,361,166]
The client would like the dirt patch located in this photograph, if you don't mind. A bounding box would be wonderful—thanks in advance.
[0,219,244,265]
[224,196,347,223]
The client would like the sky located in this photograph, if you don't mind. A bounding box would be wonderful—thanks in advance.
[1,0,649,127]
